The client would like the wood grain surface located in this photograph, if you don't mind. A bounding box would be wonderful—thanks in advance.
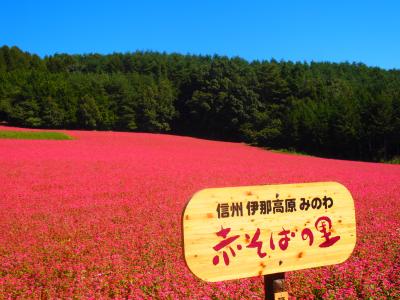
[182,182,356,282]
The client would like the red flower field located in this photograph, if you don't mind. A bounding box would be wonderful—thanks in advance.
[0,126,399,299]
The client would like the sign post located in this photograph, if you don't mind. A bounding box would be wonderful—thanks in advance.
[264,272,287,300]
[182,182,356,298]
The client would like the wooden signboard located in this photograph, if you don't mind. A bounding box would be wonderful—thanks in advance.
[182,182,356,282]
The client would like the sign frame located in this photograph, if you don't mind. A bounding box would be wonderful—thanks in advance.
[182,181,357,283]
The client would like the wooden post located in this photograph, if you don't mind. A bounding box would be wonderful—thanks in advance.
[264,273,288,300]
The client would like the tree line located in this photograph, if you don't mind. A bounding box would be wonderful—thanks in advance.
[1,45,399,162]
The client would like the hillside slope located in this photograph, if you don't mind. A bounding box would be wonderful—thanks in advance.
[0,126,399,298]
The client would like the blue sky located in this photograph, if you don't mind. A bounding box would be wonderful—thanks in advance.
[1,1,400,69]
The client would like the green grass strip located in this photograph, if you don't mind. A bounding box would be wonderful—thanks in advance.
[0,130,73,140]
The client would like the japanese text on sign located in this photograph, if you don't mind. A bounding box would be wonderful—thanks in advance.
[216,195,333,218]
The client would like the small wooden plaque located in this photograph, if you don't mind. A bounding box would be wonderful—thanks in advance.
[274,292,289,300]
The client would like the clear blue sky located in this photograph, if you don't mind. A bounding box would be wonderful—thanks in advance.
[1,0,400,69]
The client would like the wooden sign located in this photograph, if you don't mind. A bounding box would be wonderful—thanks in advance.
[182,182,356,282]
[274,292,289,300]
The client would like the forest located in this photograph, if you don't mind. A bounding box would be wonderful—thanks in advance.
[0,45,399,162]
